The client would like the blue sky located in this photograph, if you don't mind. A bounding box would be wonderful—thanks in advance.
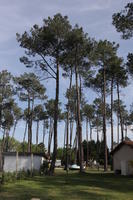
[0,0,133,149]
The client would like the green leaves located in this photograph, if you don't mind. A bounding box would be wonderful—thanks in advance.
[112,3,133,39]
[17,14,72,81]
[93,40,119,67]
[0,70,15,130]
[127,53,133,77]
[15,73,46,100]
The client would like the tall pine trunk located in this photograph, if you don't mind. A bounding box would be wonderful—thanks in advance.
[117,114,120,143]
[50,59,59,175]
[2,128,6,152]
[0,147,2,172]
[23,121,27,152]
[74,128,78,164]
[65,68,72,171]
[96,125,99,163]
[111,78,114,151]
[36,120,39,148]
[48,118,53,156]
[90,122,92,141]
[12,121,17,138]
[27,93,31,152]
[117,82,124,141]
[69,119,74,163]
[70,119,74,149]
[75,63,83,172]
[103,65,108,171]
[86,118,89,167]
[43,120,46,144]
[63,120,67,162]
[125,124,127,138]
[23,121,27,143]
[65,116,69,171]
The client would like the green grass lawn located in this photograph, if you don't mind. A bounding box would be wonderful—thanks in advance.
[0,169,133,200]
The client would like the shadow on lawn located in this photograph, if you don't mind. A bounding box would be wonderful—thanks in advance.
[0,171,133,200]
[34,171,133,193]
[62,172,133,193]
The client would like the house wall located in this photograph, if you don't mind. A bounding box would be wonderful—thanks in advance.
[3,155,43,172]
[113,145,133,175]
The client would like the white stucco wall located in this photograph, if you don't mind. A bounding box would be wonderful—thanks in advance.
[113,145,133,175]
[3,155,43,172]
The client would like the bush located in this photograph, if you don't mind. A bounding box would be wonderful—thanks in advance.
[40,160,49,175]
[129,160,133,169]
[17,169,30,180]
[32,169,40,176]
[1,169,41,183]
[2,172,16,183]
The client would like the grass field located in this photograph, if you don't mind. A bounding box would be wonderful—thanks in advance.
[0,169,133,200]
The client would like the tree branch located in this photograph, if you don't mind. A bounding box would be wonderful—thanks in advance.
[40,64,56,79]
[39,77,55,81]
[39,54,57,76]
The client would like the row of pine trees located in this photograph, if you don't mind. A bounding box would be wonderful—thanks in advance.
[0,2,133,174]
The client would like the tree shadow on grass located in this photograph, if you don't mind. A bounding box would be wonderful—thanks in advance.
[0,172,133,200]
[33,171,133,194]
[0,183,114,200]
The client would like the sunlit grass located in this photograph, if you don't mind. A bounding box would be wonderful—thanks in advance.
[0,169,133,200]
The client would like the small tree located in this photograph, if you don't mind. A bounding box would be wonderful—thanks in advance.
[15,73,46,152]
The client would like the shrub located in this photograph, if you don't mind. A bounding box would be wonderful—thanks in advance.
[2,172,16,183]
[40,160,49,175]
[1,169,41,183]
[129,160,133,168]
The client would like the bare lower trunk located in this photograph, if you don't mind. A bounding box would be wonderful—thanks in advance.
[125,125,127,138]
[65,68,72,171]
[2,128,6,152]
[117,82,124,141]
[74,129,78,164]
[103,65,107,171]
[36,120,39,148]
[27,94,31,153]
[0,129,4,171]
[79,74,82,101]
[75,62,83,172]
[27,94,33,153]
[86,118,89,167]
[110,79,114,170]
[48,119,54,156]
[23,121,27,143]
[43,120,46,144]
[12,121,17,138]
[111,78,114,151]
[117,114,120,144]
[97,127,99,142]
[5,130,9,152]
[96,127,99,162]
[69,119,74,163]
[63,120,67,161]
[0,148,2,172]
[70,119,74,149]
[66,113,69,171]
[49,59,59,175]
[90,123,92,141]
